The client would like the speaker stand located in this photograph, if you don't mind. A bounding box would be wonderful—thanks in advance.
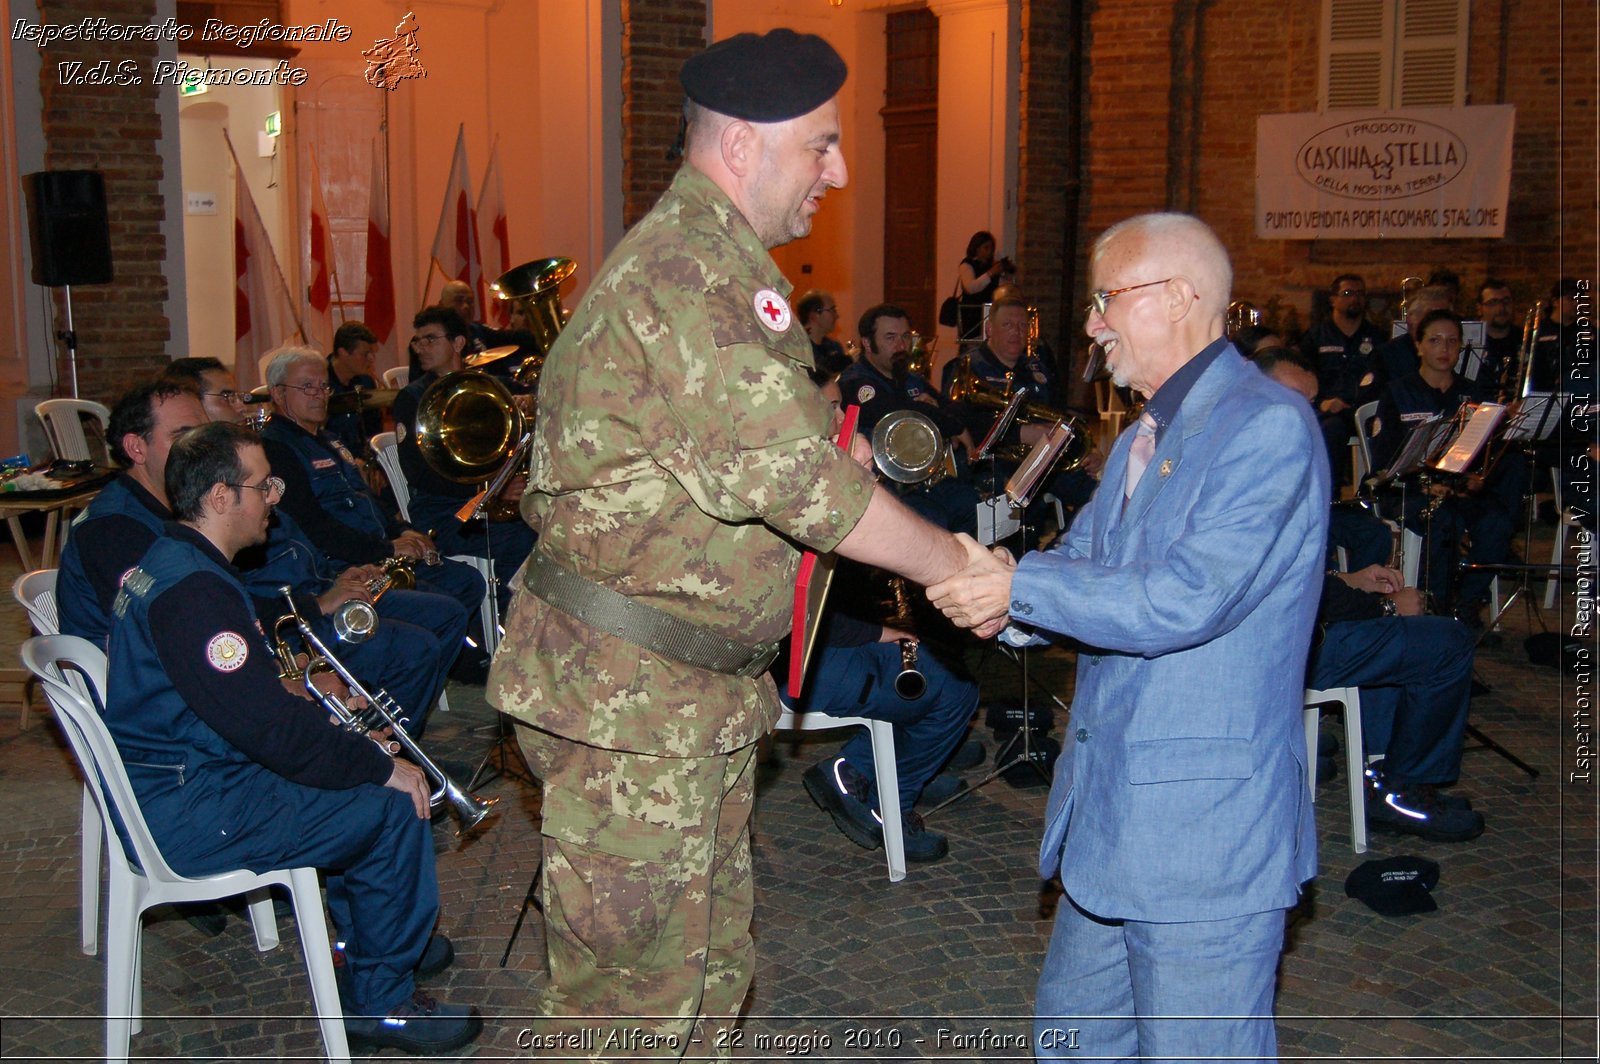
[57,284,80,398]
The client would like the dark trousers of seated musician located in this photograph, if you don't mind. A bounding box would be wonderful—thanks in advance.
[778,613,976,811]
[407,493,536,618]
[109,527,441,1018]
[1394,456,1526,611]
[1310,616,1475,786]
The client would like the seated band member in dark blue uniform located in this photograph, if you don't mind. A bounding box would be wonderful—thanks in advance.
[1309,565,1483,842]
[837,303,980,535]
[392,307,535,618]
[1299,274,1388,487]
[159,363,463,736]
[782,588,976,865]
[105,421,481,1055]
[324,321,384,460]
[1369,310,1526,623]
[58,381,208,648]
[257,347,487,635]
[943,292,1101,533]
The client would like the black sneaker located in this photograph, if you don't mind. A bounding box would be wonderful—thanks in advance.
[802,757,883,850]
[1367,783,1485,842]
[344,990,483,1055]
[946,738,986,773]
[414,933,455,979]
[900,812,949,863]
[917,773,967,807]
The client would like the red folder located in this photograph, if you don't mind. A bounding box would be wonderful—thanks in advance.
[787,404,859,699]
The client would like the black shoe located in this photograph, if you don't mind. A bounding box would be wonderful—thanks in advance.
[1316,754,1338,785]
[946,738,986,773]
[344,991,483,1055]
[802,757,883,850]
[415,933,455,979]
[918,773,967,807]
[1365,765,1472,811]
[899,811,949,862]
[1366,772,1484,842]
[178,902,229,938]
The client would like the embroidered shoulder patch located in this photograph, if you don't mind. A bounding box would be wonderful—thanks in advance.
[752,289,792,333]
[205,631,249,673]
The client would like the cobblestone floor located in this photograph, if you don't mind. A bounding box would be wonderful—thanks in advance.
[0,526,1595,1061]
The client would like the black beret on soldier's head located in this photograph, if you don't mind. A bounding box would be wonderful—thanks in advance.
[680,28,847,123]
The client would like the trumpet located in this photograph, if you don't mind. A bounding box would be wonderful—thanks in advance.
[275,588,499,836]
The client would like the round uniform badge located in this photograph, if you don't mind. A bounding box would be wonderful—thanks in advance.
[752,289,792,333]
[1360,340,1373,355]
[206,631,250,673]
[857,384,877,403]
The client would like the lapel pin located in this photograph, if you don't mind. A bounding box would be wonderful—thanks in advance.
[1158,459,1173,478]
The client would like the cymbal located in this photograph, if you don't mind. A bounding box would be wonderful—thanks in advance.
[326,387,399,415]
[466,345,521,368]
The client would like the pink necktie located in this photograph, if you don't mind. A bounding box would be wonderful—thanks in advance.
[1123,412,1158,508]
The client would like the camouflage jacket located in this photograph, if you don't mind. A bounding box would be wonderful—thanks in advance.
[489,165,877,756]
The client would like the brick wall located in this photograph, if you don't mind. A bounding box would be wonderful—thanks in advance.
[1017,0,1079,372]
[35,0,170,402]
[1066,0,1597,338]
[620,0,706,229]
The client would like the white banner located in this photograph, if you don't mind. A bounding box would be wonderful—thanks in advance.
[1256,105,1515,240]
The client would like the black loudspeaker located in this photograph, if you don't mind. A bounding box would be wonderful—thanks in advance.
[23,170,113,286]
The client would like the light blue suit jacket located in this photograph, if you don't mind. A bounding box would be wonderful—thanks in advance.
[1016,347,1327,923]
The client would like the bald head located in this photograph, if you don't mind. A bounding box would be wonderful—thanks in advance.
[440,280,474,322]
[1085,213,1231,396]
[1093,213,1232,318]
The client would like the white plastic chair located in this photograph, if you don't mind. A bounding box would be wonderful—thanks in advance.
[1093,379,1127,451]
[1545,466,1582,609]
[775,707,905,883]
[12,569,105,958]
[1352,401,1379,486]
[1304,686,1370,855]
[35,398,111,463]
[382,366,410,389]
[372,432,498,661]
[21,635,349,1064]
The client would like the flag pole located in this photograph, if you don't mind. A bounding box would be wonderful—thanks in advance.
[224,129,308,342]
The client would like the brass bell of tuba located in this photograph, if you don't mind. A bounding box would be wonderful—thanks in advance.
[413,370,528,521]
[491,256,576,388]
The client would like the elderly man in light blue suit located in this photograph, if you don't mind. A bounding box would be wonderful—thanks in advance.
[931,213,1327,1063]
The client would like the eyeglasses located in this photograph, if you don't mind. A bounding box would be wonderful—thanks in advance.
[1085,278,1185,318]
[413,333,453,347]
[1479,296,1512,307]
[226,476,286,501]
[200,389,246,404]
[275,380,331,396]
[1335,288,1367,298]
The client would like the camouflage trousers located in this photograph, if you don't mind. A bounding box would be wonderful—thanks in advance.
[516,724,757,1061]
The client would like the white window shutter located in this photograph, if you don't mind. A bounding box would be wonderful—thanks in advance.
[1321,0,1392,110]
[1395,0,1467,107]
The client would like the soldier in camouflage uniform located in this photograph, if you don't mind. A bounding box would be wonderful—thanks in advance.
[488,28,978,1060]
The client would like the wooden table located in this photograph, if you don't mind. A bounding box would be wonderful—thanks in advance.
[0,486,102,572]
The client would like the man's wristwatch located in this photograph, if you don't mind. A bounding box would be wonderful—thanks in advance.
[1379,596,1398,617]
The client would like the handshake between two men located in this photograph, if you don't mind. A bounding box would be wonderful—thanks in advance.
[926,534,1021,641]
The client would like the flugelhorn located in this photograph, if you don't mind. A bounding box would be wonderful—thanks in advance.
[944,358,1091,470]
[275,588,499,836]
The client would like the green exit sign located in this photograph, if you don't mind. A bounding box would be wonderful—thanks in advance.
[264,111,281,137]
[178,80,207,97]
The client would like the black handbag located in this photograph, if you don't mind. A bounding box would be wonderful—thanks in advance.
[937,274,961,327]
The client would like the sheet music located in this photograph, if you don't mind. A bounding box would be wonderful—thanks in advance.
[1504,393,1566,442]
[1375,414,1444,482]
[1434,402,1506,473]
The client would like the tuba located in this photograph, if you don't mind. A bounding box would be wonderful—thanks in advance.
[414,370,527,520]
[491,256,575,388]
[903,331,935,382]
[945,358,1092,471]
